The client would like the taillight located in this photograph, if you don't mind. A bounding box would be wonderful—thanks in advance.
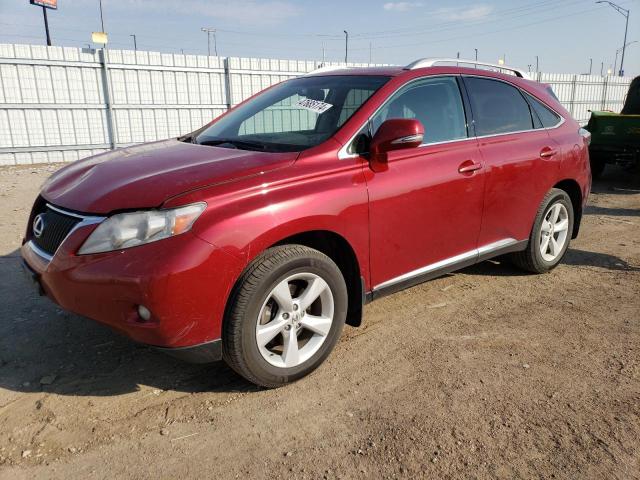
[579,127,591,146]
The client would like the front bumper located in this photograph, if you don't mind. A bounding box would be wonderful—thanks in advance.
[21,221,244,351]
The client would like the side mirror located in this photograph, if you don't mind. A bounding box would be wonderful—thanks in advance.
[369,118,424,172]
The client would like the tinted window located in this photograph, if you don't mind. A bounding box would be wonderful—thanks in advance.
[465,77,534,136]
[525,92,562,128]
[371,76,467,144]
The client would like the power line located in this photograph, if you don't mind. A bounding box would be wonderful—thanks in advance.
[341,4,610,53]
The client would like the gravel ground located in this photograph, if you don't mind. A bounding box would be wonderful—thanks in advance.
[0,164,638,480]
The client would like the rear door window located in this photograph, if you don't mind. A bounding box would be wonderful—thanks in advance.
[370,76,467,144]
[464,77,534,136]
[524,92,562,128]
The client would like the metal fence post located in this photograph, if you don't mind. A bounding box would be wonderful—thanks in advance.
[569,75,577,117]
[99,48,116,149]
[223,56,233,110]
[601,75,609,110]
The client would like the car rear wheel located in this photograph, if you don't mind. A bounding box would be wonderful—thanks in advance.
[222,245,347,388]
[510,188,574,273]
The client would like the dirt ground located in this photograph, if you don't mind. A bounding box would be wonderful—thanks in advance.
[0,163,638,480]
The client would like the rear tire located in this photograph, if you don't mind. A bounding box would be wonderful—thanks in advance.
[222,245,347,388]
[510,188,574,273]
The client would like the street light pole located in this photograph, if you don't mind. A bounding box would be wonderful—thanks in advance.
[344,30,348,63]
[130,34,137,51]
[614,40,638,76]
[99,0,105,32]
[474,48,478,61]
[596,1,630,76]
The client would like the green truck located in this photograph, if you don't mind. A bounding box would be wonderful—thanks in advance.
[585,76,640,178]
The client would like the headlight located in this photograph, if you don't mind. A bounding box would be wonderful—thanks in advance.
[78,203,206,255]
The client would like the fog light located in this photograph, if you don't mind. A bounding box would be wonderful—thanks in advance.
[137,305,151,321]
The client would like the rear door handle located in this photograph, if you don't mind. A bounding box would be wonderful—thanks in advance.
[540,147,558,158]
[458,160,483,174]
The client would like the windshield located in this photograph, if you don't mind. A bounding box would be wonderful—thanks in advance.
[194,75,390,152]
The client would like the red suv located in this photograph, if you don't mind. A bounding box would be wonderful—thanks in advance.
[22,59,591,387]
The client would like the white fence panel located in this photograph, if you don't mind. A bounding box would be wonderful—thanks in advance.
[0,43,634,166]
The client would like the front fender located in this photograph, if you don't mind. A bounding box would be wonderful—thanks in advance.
[164,147,371,289]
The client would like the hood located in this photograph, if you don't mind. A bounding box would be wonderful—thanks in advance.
[41,139,297,214]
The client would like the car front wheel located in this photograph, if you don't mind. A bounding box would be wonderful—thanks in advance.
[222,245,348,388]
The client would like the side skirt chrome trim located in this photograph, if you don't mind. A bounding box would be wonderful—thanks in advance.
[371,238,525,298]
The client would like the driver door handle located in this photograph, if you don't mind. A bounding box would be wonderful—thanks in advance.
[458,160,483,174]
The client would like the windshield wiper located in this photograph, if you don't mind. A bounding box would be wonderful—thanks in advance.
[196,138,266,151]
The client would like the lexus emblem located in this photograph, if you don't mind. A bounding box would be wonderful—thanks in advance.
[33,213,46,239]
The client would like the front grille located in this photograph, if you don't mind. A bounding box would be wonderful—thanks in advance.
[31,205,82,255]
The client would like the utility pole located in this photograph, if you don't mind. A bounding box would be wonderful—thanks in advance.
[589,58,592,75]
[474,48,478,61]
[596,1,630,76]
[130,34,137,50]
[600,62,604,76]
[201,27,217,56]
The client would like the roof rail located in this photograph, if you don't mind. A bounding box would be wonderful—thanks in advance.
[305,65,359,76]
[405,58,527,78]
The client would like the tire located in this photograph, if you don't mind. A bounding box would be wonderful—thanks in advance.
[589,153,606,179]
[510,188,574,274]
[222,245,348,388]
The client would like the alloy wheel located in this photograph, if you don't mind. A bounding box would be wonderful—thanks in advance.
[539,202,569,262]
[256,272,334,368]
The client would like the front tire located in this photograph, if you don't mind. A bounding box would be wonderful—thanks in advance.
[222,245,348,388]
[510,188,574,273]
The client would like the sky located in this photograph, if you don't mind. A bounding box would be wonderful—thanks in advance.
[0,0,638,76]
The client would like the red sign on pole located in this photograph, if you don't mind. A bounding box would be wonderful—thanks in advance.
[30,0,58,10]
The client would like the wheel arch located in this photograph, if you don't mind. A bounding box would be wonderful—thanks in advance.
[553,179,583,239]
[271,230,365,328]
[224,228,366,331]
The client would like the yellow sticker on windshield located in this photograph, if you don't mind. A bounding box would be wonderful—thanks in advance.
[295,98,333,114]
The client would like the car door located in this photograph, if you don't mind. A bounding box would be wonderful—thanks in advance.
[462,76,562,247]
[364,76,486,295]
